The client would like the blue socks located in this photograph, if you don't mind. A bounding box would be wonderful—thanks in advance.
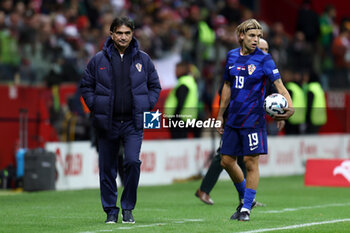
[242,188,257,211]
[234,179,246,200]
[234,180,257,212]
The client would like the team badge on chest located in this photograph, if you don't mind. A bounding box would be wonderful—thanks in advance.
[248,64,256,75]
[136,63,142,72]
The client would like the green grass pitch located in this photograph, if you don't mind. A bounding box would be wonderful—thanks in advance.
[1,175,350,233]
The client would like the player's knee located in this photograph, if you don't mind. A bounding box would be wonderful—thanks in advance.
[220,155,234,169]
[220,159,227,169]
[244,156,259,172]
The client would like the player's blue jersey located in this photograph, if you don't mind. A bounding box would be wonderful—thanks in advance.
[223,47,281,129]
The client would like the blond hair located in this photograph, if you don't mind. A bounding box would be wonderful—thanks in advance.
[236,19,262,46]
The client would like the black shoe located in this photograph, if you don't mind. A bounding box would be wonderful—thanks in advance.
[105,213,118,224]
[122,210,135,224]
[237,211,250,221]
[230,202,243,220]
[230,199,256,220]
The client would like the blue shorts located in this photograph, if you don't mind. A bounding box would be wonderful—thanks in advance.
[220,126,268,156]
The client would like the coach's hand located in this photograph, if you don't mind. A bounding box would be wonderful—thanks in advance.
[276,120,285,131]
[216,116,224,135]
[273,107,295,120]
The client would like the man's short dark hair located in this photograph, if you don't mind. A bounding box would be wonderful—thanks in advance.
[110,16,135,32]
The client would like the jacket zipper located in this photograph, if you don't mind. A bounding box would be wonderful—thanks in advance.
[120,54,124,119]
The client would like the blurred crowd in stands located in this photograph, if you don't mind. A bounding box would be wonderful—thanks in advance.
[0,0,349,139]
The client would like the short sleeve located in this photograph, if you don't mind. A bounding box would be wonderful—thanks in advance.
[223,55,233,84]
[263,55,281,83]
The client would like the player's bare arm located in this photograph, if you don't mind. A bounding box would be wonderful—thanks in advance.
[273,78,295,120]
[216,81,231,134]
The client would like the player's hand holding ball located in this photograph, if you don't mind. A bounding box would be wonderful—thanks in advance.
[264,93,294,120]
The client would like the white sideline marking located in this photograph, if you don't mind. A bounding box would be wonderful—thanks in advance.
[237,219,350,233]
[117,223,165,230]
[260,202,350,214]
[79,219,203,233]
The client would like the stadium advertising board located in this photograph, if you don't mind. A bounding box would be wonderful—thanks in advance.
[305,159,350,187]
[46,134,350,190]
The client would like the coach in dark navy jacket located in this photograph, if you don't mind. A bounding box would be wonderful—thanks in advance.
[80,16,161,224]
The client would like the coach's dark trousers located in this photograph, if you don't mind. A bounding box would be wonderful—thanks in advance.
[97,120,143,215]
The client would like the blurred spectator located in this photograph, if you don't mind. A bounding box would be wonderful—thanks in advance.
[219,0,241,25]
[331,18,350,89]
[269,22,289,71]
[284,70,306,134]
[184,4,216,70]
[296,0,320,43]
[0,0,13,14]
[65,88,91,141]
[320,5,338,48]
[164,61,199,138]
[84,0,100,29]
[303,72,327,134]
[287,31,313,73]
[19,11,53,84]
[210,14,238,65]
[319,4,338,90]
[295,0,320,81]
[0,11,20,82]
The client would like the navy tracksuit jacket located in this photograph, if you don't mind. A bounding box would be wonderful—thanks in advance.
[80,37,161,214]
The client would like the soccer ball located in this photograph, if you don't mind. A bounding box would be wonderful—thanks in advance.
[264,93,288,117]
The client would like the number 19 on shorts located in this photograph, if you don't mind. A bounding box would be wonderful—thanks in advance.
[248,133,258,146]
